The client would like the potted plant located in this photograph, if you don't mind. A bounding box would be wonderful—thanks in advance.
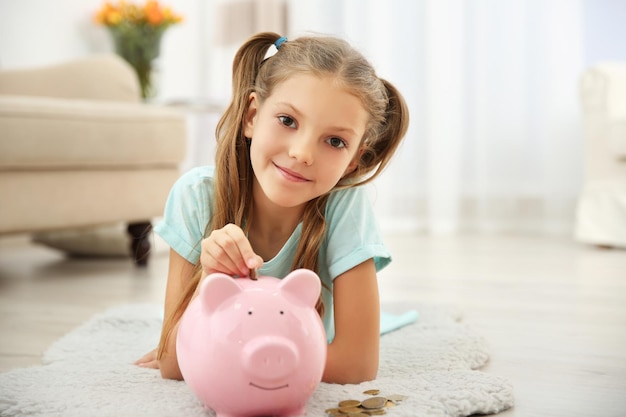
[94,1,183,100]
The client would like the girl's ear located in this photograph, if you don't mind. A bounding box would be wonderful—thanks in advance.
[343,159,358,177]
[244,92,258,138]
[343,146,364,176]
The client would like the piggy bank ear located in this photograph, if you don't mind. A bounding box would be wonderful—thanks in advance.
[199,273,243,314]
[279,269,321,307]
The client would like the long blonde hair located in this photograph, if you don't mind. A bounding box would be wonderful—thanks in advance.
[157,32,409,359]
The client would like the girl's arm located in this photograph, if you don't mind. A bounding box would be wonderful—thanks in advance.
[157,248,196,380]
[135,248,195,371]
[323,258,380,384]
[162,248,197,328]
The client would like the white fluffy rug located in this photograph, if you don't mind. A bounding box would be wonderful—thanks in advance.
[0,304,514,417]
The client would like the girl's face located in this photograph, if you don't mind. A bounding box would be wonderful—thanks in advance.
[244,74,368,210]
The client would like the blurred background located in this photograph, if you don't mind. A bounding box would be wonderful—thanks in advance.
[1,0,625,239]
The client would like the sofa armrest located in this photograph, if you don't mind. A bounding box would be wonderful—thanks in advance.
[580,63,626,120]
[0,95,186,169]
[580,63,626,159]
[0,54,140,103]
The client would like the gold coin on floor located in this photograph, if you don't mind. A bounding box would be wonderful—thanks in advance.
[363,389,381,395]
[339,406,363,414]
[338,400,361,408]
[361,397,388,410]
[325,408,342,414]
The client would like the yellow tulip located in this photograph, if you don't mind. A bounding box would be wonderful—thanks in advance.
[93,0,182,27]
[107,10,122,25]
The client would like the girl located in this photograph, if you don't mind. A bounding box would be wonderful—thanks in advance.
[136,32,409,384]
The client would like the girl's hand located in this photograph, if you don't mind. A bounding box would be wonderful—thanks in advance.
[134,348,159,369]
[200,223,263,277]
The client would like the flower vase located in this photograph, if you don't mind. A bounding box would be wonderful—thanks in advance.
[109,24,165,100]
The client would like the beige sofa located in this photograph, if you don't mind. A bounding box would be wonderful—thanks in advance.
[0,55,187,264]
[575,63,626,248]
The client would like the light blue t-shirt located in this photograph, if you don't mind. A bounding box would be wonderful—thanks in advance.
[154,166,391,341]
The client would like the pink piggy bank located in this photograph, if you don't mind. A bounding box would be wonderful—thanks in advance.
[176,268,327,417]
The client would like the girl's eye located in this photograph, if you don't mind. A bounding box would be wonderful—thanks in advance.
[326,137,347,149]
[278,115,297,129]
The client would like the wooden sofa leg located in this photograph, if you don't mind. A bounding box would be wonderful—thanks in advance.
[127,222,152,267]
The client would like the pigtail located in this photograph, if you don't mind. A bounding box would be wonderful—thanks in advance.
[355,78,410,186]
[213,32,283,230]
[373,79,410,174]
[291,194,330,317]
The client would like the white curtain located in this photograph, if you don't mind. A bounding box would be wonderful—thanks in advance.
[287,0,585,235]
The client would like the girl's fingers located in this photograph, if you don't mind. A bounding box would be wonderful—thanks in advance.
[223,225,264,272]
[137,359,159,369]
[221,224,254,275]
[202,224,263,277]
[202,249,240,276]
[201,238,241,276]
[134,348,158,366]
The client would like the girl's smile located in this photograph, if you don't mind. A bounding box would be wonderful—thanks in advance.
[273,162,311,183]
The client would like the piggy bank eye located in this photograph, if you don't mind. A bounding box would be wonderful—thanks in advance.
[248,309,253,315]
[279,310,284,315]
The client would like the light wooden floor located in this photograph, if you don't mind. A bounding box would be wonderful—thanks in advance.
[0,233,625,417]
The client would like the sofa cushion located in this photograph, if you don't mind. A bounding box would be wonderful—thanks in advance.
[0,54,140,102]
[0,95,187,169]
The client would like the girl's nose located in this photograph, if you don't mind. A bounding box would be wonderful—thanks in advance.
[288,135,315,165]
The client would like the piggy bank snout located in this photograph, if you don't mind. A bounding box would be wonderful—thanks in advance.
[242,336,300,381]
